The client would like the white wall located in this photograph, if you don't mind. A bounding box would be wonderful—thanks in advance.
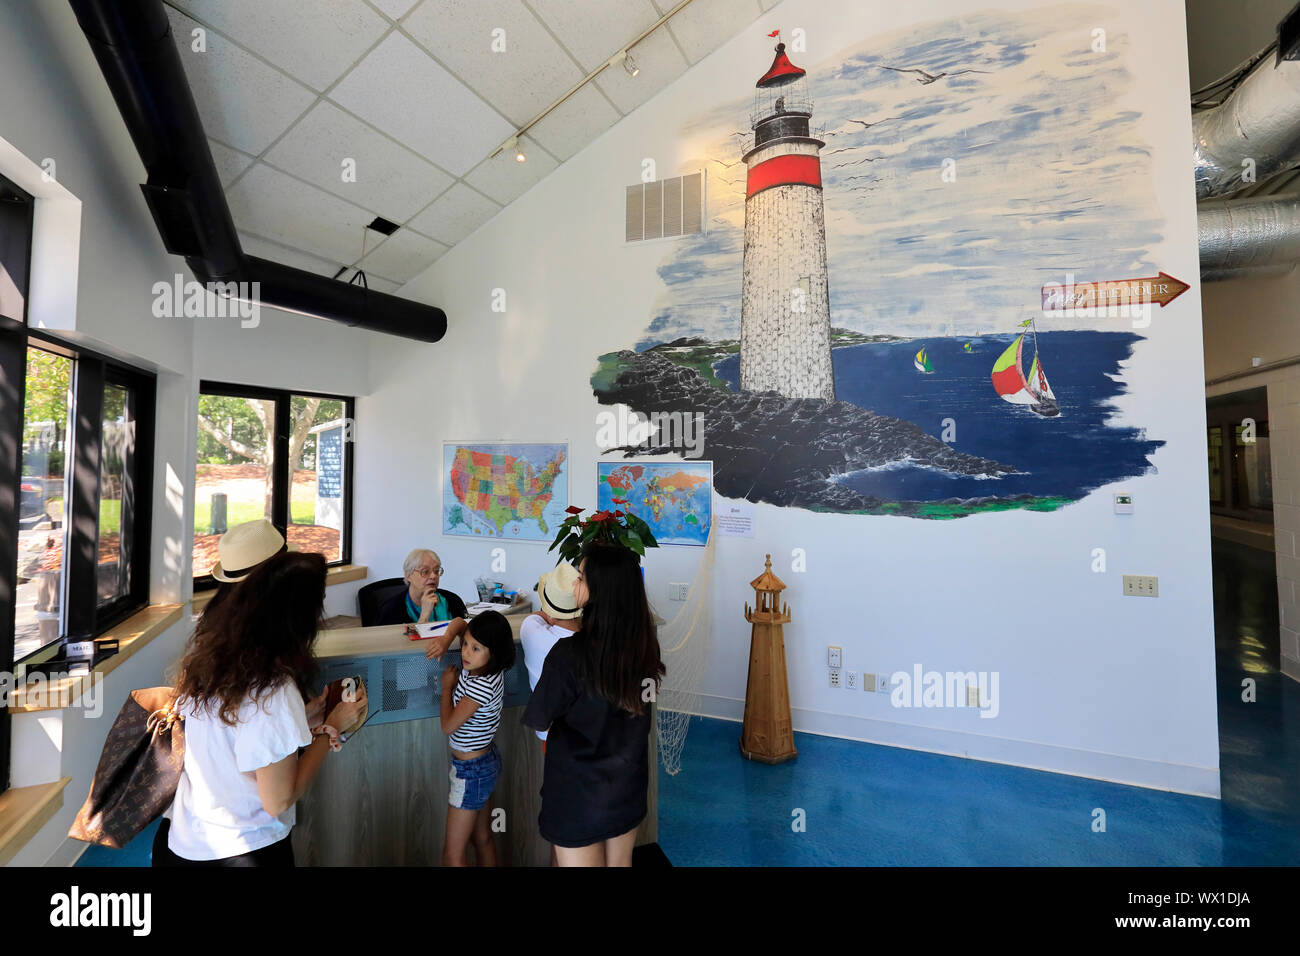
[357,0,1219,795]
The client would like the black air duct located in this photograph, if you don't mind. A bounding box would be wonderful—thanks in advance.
[69,0,446,342]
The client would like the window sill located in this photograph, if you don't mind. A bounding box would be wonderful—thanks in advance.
[10,604,184,713]
[190,564,367,613]
[0,778,71,865]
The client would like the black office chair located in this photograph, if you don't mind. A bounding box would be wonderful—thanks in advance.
[357,577,407,626]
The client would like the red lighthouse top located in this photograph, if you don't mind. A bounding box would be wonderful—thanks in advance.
[756,42,805,88]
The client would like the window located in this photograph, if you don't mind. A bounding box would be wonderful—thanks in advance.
[194,383,352,585]
[2,173,156,796]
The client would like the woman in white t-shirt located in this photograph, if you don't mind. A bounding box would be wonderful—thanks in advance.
[154,551,366,867]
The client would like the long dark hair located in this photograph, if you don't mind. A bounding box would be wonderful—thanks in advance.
[175,550,326,724]
[571,543,664,715]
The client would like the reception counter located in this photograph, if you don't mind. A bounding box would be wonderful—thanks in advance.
[292,614,657,865]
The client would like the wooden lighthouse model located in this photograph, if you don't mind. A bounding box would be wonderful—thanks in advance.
[740,554,797,764]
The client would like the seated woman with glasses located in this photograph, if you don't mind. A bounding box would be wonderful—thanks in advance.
[376,548,468,629]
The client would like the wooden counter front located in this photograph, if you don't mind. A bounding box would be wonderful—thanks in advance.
[293,615,657,866]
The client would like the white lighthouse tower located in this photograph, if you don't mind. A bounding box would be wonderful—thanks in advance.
[739,41,836,402]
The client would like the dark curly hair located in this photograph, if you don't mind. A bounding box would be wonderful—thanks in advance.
[175,550,326,724]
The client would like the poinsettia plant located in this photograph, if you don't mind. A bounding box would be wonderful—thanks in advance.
[548,499,659,564]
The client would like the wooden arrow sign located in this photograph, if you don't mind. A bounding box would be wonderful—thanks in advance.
[1041,272,1190,311]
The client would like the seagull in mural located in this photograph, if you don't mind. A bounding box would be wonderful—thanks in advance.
[708,157,743,169]
[880,66,990,84]
[848,116,898,128]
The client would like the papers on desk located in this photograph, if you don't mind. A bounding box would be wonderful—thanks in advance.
[410,620,452,639]
[467,602,507,616]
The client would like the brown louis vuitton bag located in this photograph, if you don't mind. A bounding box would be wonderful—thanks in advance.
[68,687,184,849]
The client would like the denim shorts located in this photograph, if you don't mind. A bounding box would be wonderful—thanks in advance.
[448,743,501,811]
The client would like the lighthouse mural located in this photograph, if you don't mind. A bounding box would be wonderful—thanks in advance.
[739,37,836,402]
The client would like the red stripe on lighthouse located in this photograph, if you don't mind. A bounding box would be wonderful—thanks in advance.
[746,154,822,197]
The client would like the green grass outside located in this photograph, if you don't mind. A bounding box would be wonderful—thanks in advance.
[193,499,316,536]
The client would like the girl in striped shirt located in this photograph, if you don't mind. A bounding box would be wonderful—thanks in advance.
[439,610,515,866]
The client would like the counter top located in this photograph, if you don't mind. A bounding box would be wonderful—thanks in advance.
[314,611,531,661]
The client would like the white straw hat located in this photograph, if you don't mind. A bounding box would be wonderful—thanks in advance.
[536,562,582,620]
[211,519,297,583]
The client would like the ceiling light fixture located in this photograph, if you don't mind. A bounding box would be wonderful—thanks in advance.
[486,0,696,164]
[610,49,639,77]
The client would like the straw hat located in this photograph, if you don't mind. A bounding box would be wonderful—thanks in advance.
[536,562,582,620]
[211,519,297,583]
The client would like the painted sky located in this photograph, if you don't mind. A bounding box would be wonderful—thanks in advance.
[639,3,1164,348]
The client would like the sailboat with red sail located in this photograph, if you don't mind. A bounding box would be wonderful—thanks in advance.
[991,318,1059,417]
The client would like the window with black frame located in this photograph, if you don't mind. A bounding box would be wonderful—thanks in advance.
[193,383,353,586]
[1,175,156,796]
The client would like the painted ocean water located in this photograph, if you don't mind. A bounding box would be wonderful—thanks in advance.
[713,332,1162,502]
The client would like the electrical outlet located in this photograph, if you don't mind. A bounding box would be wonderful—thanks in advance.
[967,685,980,707]
[877,673,891,694]
[846,670,858,690]
[863,672,875,692]
[1122,574,1158,597]
[828,645,842,668]
[829,668,841,689]
[668,582,689,601]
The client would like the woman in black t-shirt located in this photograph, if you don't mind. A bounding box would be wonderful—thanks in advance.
[522,543,664,866]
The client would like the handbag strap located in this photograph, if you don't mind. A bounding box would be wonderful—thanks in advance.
[146,702,181,734]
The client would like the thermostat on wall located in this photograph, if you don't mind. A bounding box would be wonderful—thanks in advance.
[1114,492,1134,514]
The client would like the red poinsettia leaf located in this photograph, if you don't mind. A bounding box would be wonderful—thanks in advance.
[565,505,585,515]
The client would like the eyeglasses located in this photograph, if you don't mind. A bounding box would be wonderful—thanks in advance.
[414,566,443,576]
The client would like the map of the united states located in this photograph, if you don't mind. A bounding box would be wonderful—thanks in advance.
[444,444,567,540]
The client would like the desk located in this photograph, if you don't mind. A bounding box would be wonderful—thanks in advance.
[292,616,657,865]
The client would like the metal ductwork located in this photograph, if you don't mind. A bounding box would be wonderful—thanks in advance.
[68,0,446,342]
[1198,194,1300,281]
[1193,52,1300,202]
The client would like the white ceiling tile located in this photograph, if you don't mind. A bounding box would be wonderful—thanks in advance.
[666,0,765,64]
[238,231,341,276]
[527,82,621,162]
[208,139,255,187]
[404,0,584,127]
[356,229,448,282]
[408,183,501,245]
[263,100,454,224]
[226,164,375,264]
[170,0,391,91]
[593,26,688,115]
[370,0,422,21]
[463,134,558,205]
[527,0,662,72]
[167,6,316,155]
[329,32,515,176]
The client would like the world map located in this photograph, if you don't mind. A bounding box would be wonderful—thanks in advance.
[597,461,712,547]
[443,443,568,541]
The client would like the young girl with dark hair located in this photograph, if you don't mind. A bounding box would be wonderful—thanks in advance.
[523,543,665,866]
[439,609,516,866]
[155,551,366,867]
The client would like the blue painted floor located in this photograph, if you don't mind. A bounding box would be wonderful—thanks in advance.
[79,538,1299,867]
[657,538,1300,865]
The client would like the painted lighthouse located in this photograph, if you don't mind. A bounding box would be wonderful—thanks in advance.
[739,39,836,402]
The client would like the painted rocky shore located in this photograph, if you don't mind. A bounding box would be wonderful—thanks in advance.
[592,347,1028,515]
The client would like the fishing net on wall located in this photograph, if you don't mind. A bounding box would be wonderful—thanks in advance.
[653,525,717,776]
